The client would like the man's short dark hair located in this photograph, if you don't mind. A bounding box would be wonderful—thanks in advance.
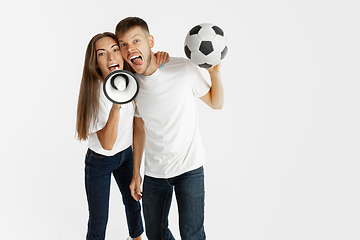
[115,17,150,37]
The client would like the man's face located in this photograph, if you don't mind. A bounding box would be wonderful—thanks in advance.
[117,26,154,75]
[95,37,123,80]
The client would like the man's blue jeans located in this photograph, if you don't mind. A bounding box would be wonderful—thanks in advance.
[84,146,144,240]
[142,166,206,240]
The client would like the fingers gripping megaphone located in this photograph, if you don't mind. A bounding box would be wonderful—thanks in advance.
[103,69,140,104]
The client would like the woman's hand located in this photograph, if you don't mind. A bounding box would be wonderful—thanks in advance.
[155,51,170,69]
[112,103,121,110]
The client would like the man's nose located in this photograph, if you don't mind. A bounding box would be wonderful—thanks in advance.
[127,43,136,53]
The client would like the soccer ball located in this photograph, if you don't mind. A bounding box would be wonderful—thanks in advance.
[184,23,228,68]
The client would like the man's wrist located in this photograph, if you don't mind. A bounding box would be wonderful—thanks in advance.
[133,171,141,177]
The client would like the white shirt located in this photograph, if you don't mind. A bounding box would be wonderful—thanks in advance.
[135,57,210,178]
[88,81,134,156]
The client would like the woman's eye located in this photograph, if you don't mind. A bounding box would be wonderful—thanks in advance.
[134,39,139,43]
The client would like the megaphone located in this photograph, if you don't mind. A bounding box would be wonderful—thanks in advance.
[103,69,139,104]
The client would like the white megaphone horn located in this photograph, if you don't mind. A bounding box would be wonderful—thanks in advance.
[103,68,139,104]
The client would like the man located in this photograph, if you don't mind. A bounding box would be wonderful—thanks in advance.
[115,17,224,240]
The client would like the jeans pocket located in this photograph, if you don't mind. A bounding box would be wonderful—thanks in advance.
[186,166,204,177]
[90,151,106,159]
[85,149,108,167]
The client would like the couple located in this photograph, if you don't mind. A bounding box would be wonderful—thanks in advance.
[76,17,224,240]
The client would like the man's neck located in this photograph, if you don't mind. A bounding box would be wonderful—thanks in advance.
[142,52,158,76]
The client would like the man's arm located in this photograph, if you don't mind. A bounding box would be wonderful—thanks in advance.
[199,63,224,109]
[130,116,146,201]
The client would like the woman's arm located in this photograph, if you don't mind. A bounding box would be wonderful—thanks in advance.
[96,103,121,150]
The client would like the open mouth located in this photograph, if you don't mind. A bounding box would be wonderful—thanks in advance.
[130,55,144,67]
[109,63,120,71]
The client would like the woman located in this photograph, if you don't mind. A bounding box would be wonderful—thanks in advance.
[76,32,168,240]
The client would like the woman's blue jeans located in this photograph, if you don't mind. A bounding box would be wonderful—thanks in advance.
[142,166,206,240]
[84,146,144,240]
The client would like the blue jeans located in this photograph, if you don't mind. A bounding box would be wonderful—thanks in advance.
[84,146,144,240]
[142,167,206,240]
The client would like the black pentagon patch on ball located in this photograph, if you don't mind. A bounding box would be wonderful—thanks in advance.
[212,26,224,36]
[189,25,202,35]
[184,45,191,59]
[199,63,213,68]
[199,41,213,56]
[221,46,228,60]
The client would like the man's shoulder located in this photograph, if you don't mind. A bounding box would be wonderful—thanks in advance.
[167,57,190,66]
[165,57,198,74]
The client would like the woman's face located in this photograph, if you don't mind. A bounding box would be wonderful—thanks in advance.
[95,37,124,80]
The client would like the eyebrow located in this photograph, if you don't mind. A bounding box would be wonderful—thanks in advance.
[96,44,118,52]
[118,34,138,43]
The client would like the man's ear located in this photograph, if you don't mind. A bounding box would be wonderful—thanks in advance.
[148,35,154,48]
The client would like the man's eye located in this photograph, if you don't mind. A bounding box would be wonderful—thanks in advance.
[120,43,126,47]
[134,40,139,43]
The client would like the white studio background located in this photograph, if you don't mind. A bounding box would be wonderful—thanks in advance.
[0,0,359,239]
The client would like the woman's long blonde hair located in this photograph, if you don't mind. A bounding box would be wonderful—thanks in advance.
[76,32,130,141]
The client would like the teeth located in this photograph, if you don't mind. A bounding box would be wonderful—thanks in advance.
[130,55,140,60]
[109,63,118,67]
